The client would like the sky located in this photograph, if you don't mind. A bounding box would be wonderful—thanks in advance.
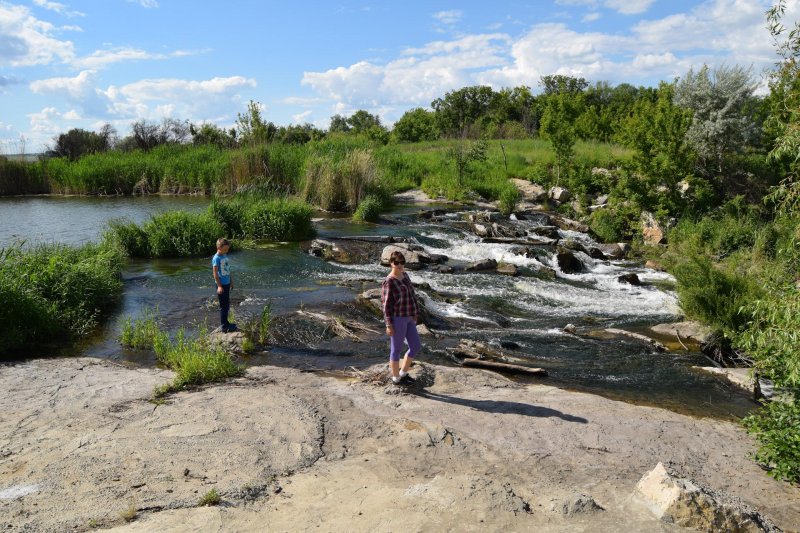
[0,0,795,152]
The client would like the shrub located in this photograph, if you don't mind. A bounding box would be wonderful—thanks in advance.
[143,211,222,258]
[198,488,222,506]
[153,328,242,396]
[302,148,377,212]
[743,400,800,483]
[352,195,385,222]
[0,242,124,355]
[498,186,521,216]
[105,219,148,257]
[120,308,161,349]
[240,198,314,241]
[0,159,48,195]
[672,255,757,334]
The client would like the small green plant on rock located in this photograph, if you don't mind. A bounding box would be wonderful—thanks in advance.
[198,488,221,506]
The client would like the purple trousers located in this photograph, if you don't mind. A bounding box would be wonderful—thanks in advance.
[389,316,421,362]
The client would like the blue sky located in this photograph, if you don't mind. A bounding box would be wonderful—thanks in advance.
[0,0,791,151]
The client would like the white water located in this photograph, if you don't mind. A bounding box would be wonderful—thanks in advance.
[326,225,680,326]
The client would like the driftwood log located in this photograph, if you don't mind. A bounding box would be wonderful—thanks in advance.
[461,358,547,376]
[449,339,547,377]
[605,328,666,352]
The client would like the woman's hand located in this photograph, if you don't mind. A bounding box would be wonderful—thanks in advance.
[386,325,394,337]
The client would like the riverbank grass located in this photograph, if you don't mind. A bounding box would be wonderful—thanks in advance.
[152,329,242,397]
[0,242,124,356]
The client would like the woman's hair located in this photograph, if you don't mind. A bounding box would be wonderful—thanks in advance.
[388,250,406,265]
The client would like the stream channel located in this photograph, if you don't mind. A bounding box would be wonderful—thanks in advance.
[0,196,757,420]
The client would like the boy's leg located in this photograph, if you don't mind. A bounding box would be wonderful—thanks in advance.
[218,284,231,329]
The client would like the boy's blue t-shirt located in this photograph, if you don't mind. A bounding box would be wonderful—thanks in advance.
[212,252,231,285]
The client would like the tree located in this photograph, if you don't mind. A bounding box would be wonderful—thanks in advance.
[393,108,439,142]
[276,123,325,144]
[190,123,237,148]
[346,110,382,133]
[620,82,696,212]
[447,139,487,185]
[539,75,588,96]
[431,86,497,137]
[52,126,114,160]
[329,114,350,133]
[673,65,758,175]
[129,118,191,151]
[236,100,276,145]
[539,92,582,184]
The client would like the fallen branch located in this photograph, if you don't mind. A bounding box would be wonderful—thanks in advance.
[461,358,547,376]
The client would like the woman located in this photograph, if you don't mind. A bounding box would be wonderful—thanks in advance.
[381,250,422,384]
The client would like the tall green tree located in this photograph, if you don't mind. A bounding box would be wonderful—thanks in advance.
[431,85,497,137]
[539,89,583,184]
[393,108,439,142]
[236,100,276,145]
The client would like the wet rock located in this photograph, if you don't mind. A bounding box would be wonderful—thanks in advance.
[633,463,778,532]
[604,328,666,352]
[499,340,520,350]
[308,238,380,264]
[641,211,666,245]
[599,243,626,259]
[558,493,604,516]
[649,321,711,344]
[645,259,665,271]
[617,273,641,286]
[556,249,584,274]
[473,223,489,237]
[693,367,760,398]
[465,211,503,224]
[549,186,572,203]
[208,330,247,354]
[563,324,577,334]
[529,225,560,240]
[380,243,426,269]
[432,265,454,274]
[551,214,590,233]
[510,178,548,202]
[496,263,519,276]
[466,258,498,272]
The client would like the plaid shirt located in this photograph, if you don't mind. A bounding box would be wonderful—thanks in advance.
[381,272,419,326]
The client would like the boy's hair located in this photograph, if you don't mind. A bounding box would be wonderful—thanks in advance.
[216,237,230,249]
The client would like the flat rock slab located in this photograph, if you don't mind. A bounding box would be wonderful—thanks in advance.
[2,359,799,532]
[650,321,712,344]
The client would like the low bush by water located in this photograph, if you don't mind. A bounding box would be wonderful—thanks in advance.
[0,242,124,355]
[107,196,314,258]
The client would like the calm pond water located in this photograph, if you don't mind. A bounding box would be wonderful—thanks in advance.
[4,196,757,419]
[0,195,209,246]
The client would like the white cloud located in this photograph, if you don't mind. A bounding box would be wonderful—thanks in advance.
[128,0,159,7]
[292,110,312,123]
[0,3,75,66]
[605,0,655,15]
[582,12,601,22]
[280,96,326,106]
[32,0,85,17]
[303,33,509,109]
[70,47,205,69]
[433,10,463,25]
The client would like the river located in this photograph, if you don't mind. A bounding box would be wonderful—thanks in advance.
[0,196,756,419]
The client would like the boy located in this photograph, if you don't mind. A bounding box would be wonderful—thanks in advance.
[212,238,236,333]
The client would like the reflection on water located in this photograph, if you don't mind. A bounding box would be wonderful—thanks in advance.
[3,198,757,419]
[0,196,209,246]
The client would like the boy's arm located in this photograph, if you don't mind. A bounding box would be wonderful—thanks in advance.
[213,265,223,294]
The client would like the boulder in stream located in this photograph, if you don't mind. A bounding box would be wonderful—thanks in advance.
[380,243,431,269]
[511,178,548,202]
[466,258,498,272]
[641,211,666,245]
[599,243,626,259]
[617,273,641,286]
[556,249,584,274]
[549,186,572,203]
[496,263,519,276]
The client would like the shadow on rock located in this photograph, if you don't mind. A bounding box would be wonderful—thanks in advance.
[415,391,588,423]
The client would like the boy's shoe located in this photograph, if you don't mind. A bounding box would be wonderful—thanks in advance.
[226,324,238,333]
[400,373,415,383]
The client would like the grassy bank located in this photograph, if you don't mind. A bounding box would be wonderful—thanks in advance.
[0,242,124,356]
[106,195,314,258]
[0,158,48,195]
[120,313,242,396]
